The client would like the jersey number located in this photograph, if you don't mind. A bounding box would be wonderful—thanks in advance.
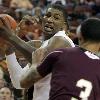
[71,79,92,100]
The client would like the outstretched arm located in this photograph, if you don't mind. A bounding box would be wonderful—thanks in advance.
[6,53,30,89]
[5,40,42,89]
[6,50,42,89]
[5,45,30,89]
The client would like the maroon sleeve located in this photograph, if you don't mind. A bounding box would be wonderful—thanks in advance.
[37,50,63,77]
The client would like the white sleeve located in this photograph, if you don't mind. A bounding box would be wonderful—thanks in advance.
[54,30,75,47]
[6,52,29,89]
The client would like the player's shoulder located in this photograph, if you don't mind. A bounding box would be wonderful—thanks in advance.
[51,33,75,47]
[56,46,80,53]
[52,47,76,54]
[47,47,80,60]
[50,35,67,43]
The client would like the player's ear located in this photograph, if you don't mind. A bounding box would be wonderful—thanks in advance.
[98,42,100,52]
[63,22,69,31]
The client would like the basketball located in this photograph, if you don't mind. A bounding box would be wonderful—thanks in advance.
[0,14,17,30]
[0,14,17,58]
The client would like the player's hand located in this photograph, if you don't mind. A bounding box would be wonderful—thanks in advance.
[0,37,15,55]
[32,48,45,65]
[0,17,14,41]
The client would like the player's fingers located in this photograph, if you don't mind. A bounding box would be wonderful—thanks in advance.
[0,17,11,30]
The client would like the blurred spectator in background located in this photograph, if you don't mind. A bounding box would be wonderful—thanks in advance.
[10,0,33,9]
[74,5,87,20]
[0,6,10,14]
[16,15,42,42]
[0,78,6,89]
[66,4,74,17]
[0,0,2,5]
[0,66,7,89]
[10,0,33,21]
[49,0,66,6]
[86,0,95,6]
[96,13,100,19]
[2,0,12,7]
[0,67,4,79]
[91,0,100,16]
[83,4,92,18]
[32,6,43,19]
[0,86,14,100]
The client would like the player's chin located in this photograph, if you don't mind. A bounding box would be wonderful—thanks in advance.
[43,29,55,35]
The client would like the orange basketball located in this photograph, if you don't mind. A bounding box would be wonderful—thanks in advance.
[0,14,17,59]
[0,14,17,30]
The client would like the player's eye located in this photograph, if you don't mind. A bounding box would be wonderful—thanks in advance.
[25,21,33,25]
[54,16,59,20]
[44,13,51,18]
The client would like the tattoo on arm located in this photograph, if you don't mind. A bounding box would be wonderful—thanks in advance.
[20,65,42,88]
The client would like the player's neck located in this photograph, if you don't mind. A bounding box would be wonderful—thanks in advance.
[43,34,53,41]
[81,41,100,54]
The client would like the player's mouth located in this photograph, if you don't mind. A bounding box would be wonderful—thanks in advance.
[2,97,6,100]
[44,24,54,32]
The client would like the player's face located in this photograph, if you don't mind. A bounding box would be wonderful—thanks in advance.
[42,7,66,37]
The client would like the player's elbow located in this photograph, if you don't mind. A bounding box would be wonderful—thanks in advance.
[20,78,30,88]
[20,76,35,88]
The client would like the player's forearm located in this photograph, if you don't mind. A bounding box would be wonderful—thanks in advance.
[6,52,29,89]
[20,64,42,88]
[6,51,41,89]
[9,35,36,63]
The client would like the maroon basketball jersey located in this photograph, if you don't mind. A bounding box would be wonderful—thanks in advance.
[37,47,100,100]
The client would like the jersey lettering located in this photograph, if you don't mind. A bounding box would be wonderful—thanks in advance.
[71,79,92,100]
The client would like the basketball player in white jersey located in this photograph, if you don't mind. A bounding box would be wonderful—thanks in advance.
[0,4,75,100]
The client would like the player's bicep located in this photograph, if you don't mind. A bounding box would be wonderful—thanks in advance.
[37,51,60,77]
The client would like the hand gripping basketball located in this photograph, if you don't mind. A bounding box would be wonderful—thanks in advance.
[0,14,16,40]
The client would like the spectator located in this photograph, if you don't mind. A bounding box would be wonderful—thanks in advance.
[0,86,14,100]
[10,0,33,10]
[16,15,42,41]
[91,0,100,15]
[0,67,7,89]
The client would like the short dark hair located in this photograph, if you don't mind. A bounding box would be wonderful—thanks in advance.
[81,18,100,41]
[47,4,69,29]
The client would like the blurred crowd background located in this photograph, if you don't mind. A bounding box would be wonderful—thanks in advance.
[0,0,99,100]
